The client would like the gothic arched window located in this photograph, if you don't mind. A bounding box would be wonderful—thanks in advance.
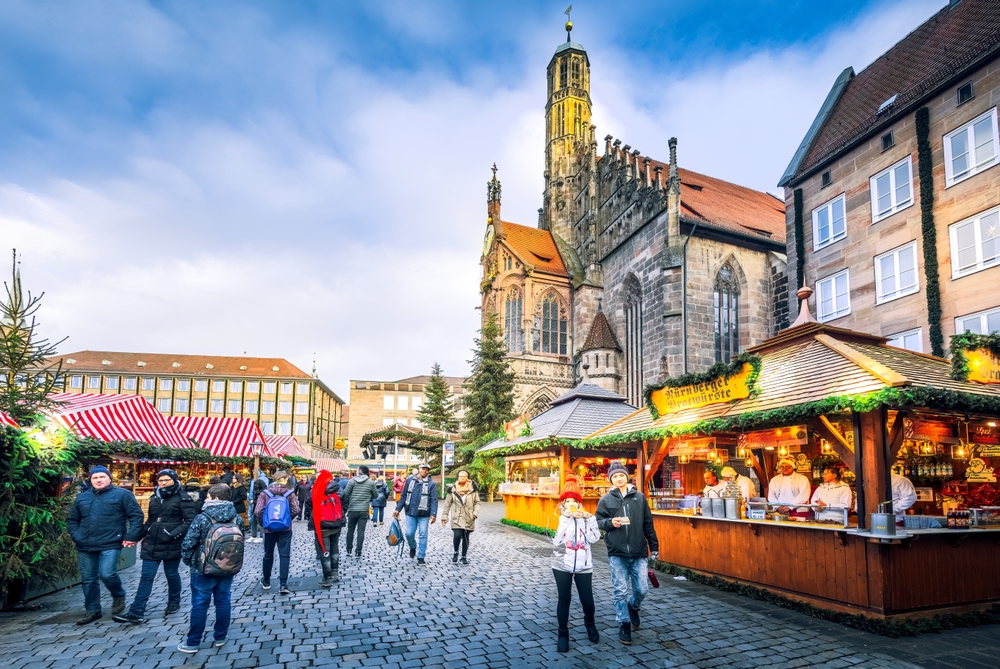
[571,58,580,87]
[505,288,523,353]
[714,263,740,363]
[559,57,568,89]
[623,277,644,406]
[527,394,552,418]
[534,293,567,355]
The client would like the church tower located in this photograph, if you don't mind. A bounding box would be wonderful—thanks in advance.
[542,13,592,244]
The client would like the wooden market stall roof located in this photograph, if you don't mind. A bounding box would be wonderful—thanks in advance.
[360,423,462,453]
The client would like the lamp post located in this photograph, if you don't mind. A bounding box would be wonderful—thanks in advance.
[250,440,264,484]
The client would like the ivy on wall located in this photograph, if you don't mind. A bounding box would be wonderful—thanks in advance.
[916,106,944,357]
[642,353,763,420]
[950,332,1000,381]
[793,187,805,292]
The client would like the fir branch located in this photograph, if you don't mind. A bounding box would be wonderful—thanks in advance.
[916,107,944,357]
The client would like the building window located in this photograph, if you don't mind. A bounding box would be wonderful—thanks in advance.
[887,328,922,353]
[278,421,291,435]
[623,278,644,407]
[175,398,189,412]
[881,131,894,152]
[228,400,240,414]
[229,381,242,393]
[279,401,292,415]
[505,288,523,353]
[211,399,223,413]
[263,400,275,414]
[157,398,171,412]
[297,382,309,394]
[295,422,308,436]
[714,263,740,363]
[245,400,259,414]
[105,377,118,390]
[382,417,395,428]
[124,377,137,390]
[958,81,974,105]
[956,306,1000,335]
[194,379,207,392]
[193,399,207,413]
[383,395,394,411]
[397,395,408,411]
[247,381,259,393]
[159,378,173,391]
[296,401,308,415]
[875,241,919,303]
[142,378,155,391]
[261,421,274,435]
[86,376,100,389]
[944,108,999,187]
[817,270,851,322]
[950,206,1000,278]
[821,170,831,188]
[212,380,225,392]
[280,382,292,394]
[69,375,83,389]
[412,396,422,411]
[812,194,846,250]
[263,381,276,394]
[535,293,568,355]
[870,156,913,222]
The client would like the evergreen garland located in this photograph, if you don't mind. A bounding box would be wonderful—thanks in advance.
[916,107,944,357]
[793,187,805,292]
[359,427,449,452]
[71,437,295,468]
[950,332,1000,381]
[500,517,551,536]
[642,353,762,419]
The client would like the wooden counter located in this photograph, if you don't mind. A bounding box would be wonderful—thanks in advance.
[502,492,599,531]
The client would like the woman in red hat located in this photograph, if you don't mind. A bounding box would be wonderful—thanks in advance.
[551,475,601,653]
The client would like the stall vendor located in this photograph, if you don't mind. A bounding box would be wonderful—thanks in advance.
[767,458,810,509]
[720,466,756,500]
[810,467,852,522]
[702,470,727,498]
[891,472,917,521]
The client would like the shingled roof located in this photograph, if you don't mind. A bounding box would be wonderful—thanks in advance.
[581,310,621,351]
[500,221,569,277]
[781,0,1000,186]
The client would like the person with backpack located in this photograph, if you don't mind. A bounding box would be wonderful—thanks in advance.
[310,470,345,586]
[177,484,245,654]
[392,462,437,565]
[113,469,196,624]
[371,477,388,526]
[341,465,378,557]
[440,469,480,565]
[253,471,300,594]
[248,475,268,543]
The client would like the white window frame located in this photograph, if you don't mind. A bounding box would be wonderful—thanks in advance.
[412,396,422,411]
[69,375,83,389]
[886,328,923,353]
[297,382,309,394]
[382,417,395,427]
[229,381,242,393]
[263,381,276,394]
[261,421,274,436]
[812,193,847,251]
[247,381,259,393]
[956,306,1000,335]
[295,401,308,415]
[124,377,137,390]
[157,398,171,412]
[212,380,225,392]
[177,379,190,392]
[950,205,1000,279]
[870,156,913,222]
[105,377,118,390]
[159,378,173,391]
[944,108,999,187]
[279,401,292,415]
[87,376,100,389]
[397,396,408,411]
[278,421,291,436]
[228,399,240,414]
[294,422,308,436]
[141,377,155,391]
[383,395,394,411]
[194,379,207,392]
[263,400,275,414]
[210,399,223,413]
[874,241,920,304]
[816,269,851,322]
[175,398,189,412]
[193,398,207,413]
[245,400,259,414]
[280,382,292,394]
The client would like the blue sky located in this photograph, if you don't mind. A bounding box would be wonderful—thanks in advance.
[1,0,944,398]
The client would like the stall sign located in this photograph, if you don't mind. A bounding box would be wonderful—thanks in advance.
[966,348,1000,384]
[668,438,717,459]
[738,426,808,452]
[964,457,997,483]
[978,444,1000,457]
[443,441,455,466]
[971,424,1000,445]
[504,414,532,441]
[904,419,958,444]
[649,364,752,416]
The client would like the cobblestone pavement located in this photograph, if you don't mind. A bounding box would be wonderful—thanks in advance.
[1,503,997,669]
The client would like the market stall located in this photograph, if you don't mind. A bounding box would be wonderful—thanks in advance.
[1,410,18,427]
[582,296,1000,618]
[479,383,637,530]
[266,435,310,459]
[360,423,462,481]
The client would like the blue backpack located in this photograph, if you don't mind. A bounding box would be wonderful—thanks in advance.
[262,490,293,532]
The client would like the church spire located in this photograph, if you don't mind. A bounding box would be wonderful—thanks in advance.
[487,162,501,222]
[565,5,573,42]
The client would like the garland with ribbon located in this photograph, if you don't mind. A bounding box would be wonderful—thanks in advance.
[950,332,1000,381]
[642,353,763,419]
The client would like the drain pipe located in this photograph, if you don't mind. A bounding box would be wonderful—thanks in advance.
[681,220,699,374]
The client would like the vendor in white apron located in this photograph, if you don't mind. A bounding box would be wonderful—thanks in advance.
[810,467,853,522]
[767,458,811,511]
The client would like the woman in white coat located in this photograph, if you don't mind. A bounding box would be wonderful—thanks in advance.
[811,467,853,522]
[551,485,601,653]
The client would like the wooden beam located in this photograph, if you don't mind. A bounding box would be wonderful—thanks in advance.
[645,438,671,476]
[807,416,856,471]
[886,410,910,460]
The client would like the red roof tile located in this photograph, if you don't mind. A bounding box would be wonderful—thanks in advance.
[55,350,311,378]
[500,222,569,276]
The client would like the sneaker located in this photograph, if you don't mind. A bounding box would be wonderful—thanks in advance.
[417,558,426,566]
[451,553,458,564]
[177,642,199,654]
[460,557,469,565]
[279,584,290,595]
[618,622,632,646]
[112,611,145,624]
[214,636,227,648]
[409,547,416,559]
[76,611,102,625]
[164,604,180,615]
[111,597,126,615]
[260,578,271,590]
[628,605,641,629]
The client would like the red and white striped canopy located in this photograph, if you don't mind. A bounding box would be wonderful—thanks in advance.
[313,457,350,473]
[168,416,274,458]
[46,393,192,449]
[265,435,309,459]
[0,411,18,428]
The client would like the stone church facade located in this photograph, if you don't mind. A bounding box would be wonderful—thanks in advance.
[480,25,789,414]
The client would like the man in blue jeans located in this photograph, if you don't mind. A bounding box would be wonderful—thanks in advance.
[67,465,144,625]
[595,461,659,646]
[392,462,437,565]
[177,484,245,653]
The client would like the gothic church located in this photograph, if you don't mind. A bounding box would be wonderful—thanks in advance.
[480,22,789,415]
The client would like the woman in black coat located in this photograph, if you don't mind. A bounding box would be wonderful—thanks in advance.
[113,469,195,624]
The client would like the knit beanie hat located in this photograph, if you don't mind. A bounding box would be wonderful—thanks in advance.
[89,465,111,479]
[560,490,582,503]
[606,461,629,481]
[562,473,580,495]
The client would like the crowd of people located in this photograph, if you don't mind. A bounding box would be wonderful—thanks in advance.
[65,460,658,655]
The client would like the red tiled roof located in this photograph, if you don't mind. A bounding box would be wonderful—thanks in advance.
[54,351,311,378]
[500,222,569,276]
[794,0,1000,181]
[582,311,621,351]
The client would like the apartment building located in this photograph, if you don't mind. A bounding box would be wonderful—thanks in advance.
[55,350,346,457]
[779,0,1000,354]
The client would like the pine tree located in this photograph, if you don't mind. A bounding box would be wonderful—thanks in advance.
[0,250,67,424]
[415,362,458,432]
[463,312,516,438]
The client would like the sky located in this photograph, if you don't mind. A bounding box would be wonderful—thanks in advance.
[0,0,946,400]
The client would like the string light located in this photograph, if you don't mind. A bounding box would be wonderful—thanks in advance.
[745,456,753,467]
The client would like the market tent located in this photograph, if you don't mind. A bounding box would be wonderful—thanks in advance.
[168,416,274,458]
[312,457,350,473]
[360,423,461,456]
[0,411,18,427]
[45,393,192,449]
[265,435,309,459]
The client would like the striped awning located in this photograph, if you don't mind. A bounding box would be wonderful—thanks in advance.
[168,416,274,458]
[312,457,349,473]
[46,393,192,449]
[265,435,309,459]
[0,411,18,428]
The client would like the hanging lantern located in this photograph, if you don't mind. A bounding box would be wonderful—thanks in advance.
[778,445,789,457]
[745,455,753,467]
[596,457,604,465]
[822,440,831,453]
[737,447,745,457]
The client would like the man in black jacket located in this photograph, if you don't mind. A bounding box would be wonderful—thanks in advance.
[595,462,659,646]
[113,469,195,624]
[66,465,145,625]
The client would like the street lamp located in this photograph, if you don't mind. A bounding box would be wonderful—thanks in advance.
[250,440,264,484]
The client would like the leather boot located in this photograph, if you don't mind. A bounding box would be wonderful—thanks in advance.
[319,555,333,587]
[584,618,600,643]
[330,555,340,583]
[557,629,569,653]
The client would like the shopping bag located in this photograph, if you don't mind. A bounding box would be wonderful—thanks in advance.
[386,517,403,547]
